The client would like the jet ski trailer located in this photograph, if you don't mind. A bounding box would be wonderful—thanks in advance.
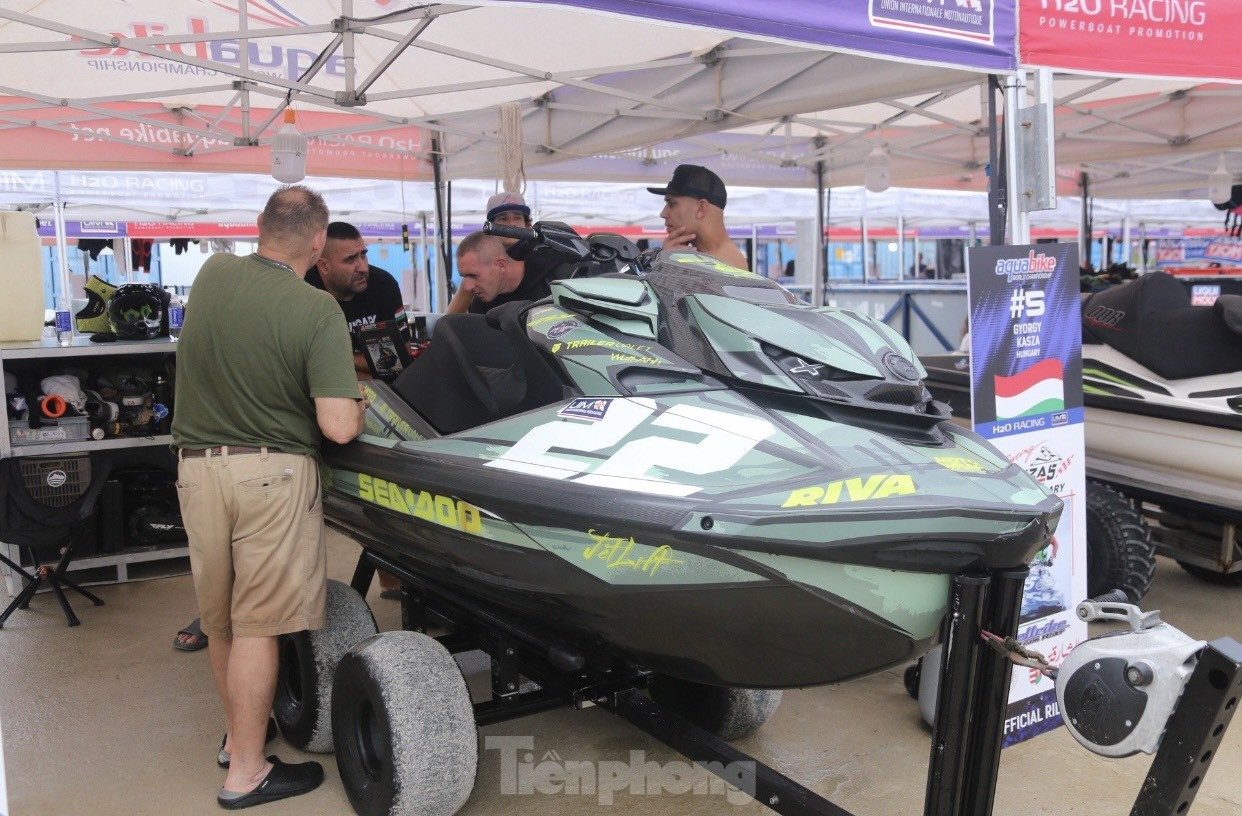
[267,227,1236,815]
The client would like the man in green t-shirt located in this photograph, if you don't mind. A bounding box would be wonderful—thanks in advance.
[172,185,363,810]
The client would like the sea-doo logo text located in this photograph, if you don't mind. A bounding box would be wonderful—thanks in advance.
[993,251,1057,281]
[357,475,482,534]
[782,474,916,507]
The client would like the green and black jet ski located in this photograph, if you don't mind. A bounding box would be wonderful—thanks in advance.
[323,222,1062,689]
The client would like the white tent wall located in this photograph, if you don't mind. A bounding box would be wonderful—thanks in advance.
[4,170,1229,237]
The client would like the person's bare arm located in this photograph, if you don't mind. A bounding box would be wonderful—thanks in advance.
[352,351,372,378]
[447,286,473,314]
[315,396,364,444]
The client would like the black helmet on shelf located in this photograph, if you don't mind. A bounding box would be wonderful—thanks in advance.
[107,284,170,340]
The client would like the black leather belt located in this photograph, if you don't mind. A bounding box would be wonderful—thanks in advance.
[180,446,278,457]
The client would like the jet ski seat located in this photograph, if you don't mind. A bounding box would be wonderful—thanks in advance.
[1081,271,1242,379]
[391,302,571,435]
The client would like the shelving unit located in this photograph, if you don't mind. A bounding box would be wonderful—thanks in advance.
[1,336,185,597]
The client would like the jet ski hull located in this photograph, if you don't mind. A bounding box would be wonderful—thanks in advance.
[324,386,1060,689]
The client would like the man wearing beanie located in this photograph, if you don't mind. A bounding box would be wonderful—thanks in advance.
[449,191,572,313]
[648,164,747,270]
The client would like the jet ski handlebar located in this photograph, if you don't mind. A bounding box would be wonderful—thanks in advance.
[483,221,537,242]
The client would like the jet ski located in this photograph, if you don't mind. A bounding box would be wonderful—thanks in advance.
[1078,271,1242,515]
[922,271,1242,589]
[320,221,1062,690]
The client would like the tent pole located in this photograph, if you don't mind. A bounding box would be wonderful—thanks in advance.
[416,212,430,312]
[750,224,758,275]
[1139,222,1148,274]
[861,204,869,283]
[1079,173,1090,270]
[814,154,825,308]
[897,213,905,281]
[987,76,1006,246]
[1121,216,1131,270]
[52,171,73,307]
[1003,71,1030,244]
[431,134,449,313]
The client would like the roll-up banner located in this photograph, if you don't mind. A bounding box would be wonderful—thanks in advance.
[967,242,1087,746]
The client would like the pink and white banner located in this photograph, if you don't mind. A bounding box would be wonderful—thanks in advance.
[1020,0,1242,81]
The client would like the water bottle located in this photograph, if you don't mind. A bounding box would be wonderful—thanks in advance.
[152,373,172,434]
[168,294,184,341]
[54,295,73,346]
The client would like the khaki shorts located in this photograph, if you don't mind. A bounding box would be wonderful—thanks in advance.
[176,448,326,639]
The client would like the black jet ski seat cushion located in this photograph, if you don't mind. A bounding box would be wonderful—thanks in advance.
[391,303,571,436]
[1081,271,1242,380]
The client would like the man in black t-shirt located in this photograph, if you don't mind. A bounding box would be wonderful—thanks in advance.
[453,231,567,314]
[305,221,406,375]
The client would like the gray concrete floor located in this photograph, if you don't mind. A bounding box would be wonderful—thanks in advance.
[1,530,1239,816]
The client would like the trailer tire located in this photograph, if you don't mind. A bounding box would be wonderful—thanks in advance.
[1086,482,1156,602]
[274,579,377,752]
[1177,561,1242,586]
[648,677,781,741]
[333,631,477,816]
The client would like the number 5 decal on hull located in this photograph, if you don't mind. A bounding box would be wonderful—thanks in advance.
[486,398,774,497]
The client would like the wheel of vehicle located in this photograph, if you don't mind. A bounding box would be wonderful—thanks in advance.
[333,631,477,816]
[274,579,378,752]
[1177,561,1242,586]
[1086,482,1156,602]
[648,677,781,741]
[903,661,921,700]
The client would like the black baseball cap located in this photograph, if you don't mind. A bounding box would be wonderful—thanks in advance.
[647,164,727,209]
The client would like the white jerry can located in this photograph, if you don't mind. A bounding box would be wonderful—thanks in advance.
[0,211,46,342]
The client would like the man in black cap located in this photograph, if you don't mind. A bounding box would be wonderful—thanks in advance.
[648,164,747,270]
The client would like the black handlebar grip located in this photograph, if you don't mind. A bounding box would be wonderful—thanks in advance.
[1089,589,1130,604]
[483,221,537,241]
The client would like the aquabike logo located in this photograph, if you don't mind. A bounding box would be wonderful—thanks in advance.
[72,4,341,82]
[994,250,1058,282]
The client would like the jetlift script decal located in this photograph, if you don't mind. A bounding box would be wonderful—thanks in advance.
[583,529,684,577]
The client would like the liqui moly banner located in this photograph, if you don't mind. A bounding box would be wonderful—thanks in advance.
[967,242,1087,746]
[1020,0,1242,81]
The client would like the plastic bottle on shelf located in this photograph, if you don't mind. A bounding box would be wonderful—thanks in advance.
[167,293,184,341]
[54,294,73,346]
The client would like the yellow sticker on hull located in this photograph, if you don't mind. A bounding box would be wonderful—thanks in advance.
[782,474,916,507]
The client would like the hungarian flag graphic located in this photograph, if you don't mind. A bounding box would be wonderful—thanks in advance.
[994,359,1064,419]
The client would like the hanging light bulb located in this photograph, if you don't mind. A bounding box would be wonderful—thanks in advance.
[864,144,891,193]
[271,108,307,183]
[1207,153,1233,205]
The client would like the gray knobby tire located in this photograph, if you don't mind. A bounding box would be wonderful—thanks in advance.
[1086,482,1157,602]
[333,631,478,816]
[273,579,378,752]
[648,677,781,740]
